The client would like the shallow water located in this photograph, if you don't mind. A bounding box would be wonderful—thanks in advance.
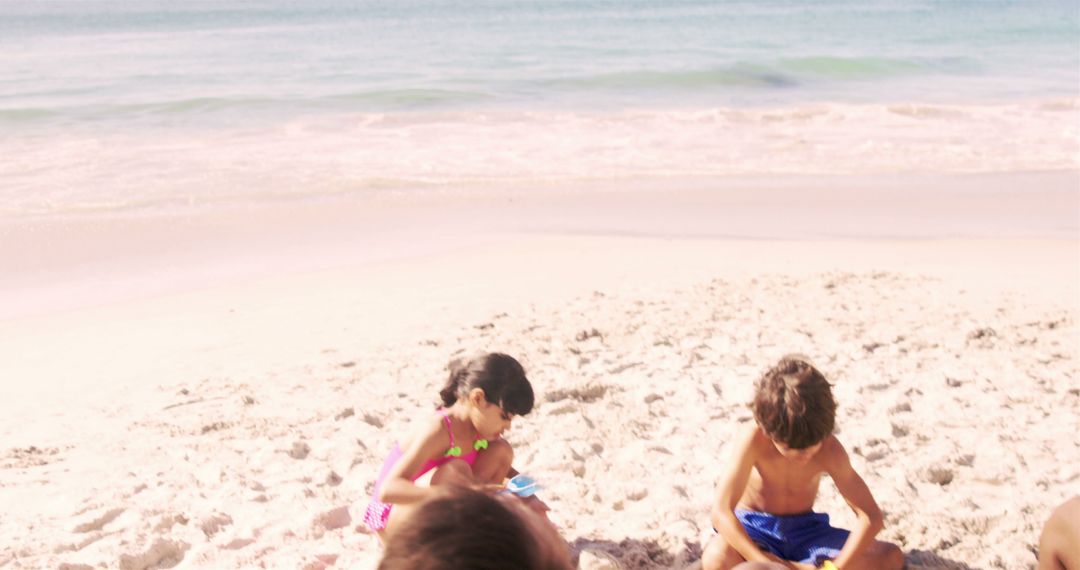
[1,0,1077,217]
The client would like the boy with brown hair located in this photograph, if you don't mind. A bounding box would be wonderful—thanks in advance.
[703,356,905,570]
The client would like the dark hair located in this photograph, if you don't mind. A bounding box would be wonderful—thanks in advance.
[439,353,534,416]
[378,486,540,570]
[752,356,836,449]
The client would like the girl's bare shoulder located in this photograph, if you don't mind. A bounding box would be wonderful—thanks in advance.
[398,410,451,451]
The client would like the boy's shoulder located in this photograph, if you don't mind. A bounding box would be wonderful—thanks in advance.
[738,423,777,461]
[741,423,770,447]
[816,434,855,471]
[819,434,845,457]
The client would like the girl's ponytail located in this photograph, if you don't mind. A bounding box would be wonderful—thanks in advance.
[439,359,468,407]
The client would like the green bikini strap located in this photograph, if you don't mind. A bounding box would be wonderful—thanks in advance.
[440,411,489,457]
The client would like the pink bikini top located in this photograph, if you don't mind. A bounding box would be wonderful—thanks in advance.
[375,410,488,489]
[414,410,488,475]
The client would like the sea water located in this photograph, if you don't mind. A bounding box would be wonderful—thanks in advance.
[1,0,1077,217]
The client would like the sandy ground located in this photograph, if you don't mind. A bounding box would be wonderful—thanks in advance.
[1,229,1077,570]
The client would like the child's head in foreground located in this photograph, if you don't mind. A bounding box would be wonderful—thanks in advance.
[439,352,535,440]
[377,486,571,570]
[752,355,836,461]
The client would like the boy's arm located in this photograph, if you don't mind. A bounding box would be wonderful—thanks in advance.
[711,426,776,564]
[823,438,885,569]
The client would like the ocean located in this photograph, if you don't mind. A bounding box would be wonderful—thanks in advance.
[1,0,1077,217]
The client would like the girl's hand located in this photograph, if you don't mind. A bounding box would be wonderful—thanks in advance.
[472,482,508,495]
[521,495,551,516]
[503,494,556,527]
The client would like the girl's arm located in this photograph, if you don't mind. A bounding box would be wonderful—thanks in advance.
[376,415,454,505]
[711,426,774,564]
[823,438,884,569]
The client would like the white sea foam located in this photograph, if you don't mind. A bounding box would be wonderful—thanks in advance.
[1,100,1076,218]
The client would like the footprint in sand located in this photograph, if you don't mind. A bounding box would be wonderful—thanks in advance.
[924,466,955,486]
[545,384,609,403]
[954,454,975,467]
[199,512,233,538]
[302,554,340,570]
[55,530,116,554]
[153,513,189,533]
[118,538,189,570]
[73,507,125,533]
[223,537,255,550]
[889,401,912,414]
[4,445,64,468]
[314,505,351,532]
[288,441,311,460]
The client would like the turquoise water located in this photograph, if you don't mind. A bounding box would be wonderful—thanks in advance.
[0,0,1077,215]
[3,0,1077,125]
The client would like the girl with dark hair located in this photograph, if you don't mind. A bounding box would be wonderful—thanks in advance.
[362,352,538,539]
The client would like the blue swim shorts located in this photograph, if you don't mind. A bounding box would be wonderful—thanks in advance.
[735,509,849,566]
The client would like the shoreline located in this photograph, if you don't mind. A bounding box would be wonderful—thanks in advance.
[3,170,1077,321]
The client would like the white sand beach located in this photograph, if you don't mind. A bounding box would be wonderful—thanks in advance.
[1,172,1078,569]
[5,0,1079,567]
